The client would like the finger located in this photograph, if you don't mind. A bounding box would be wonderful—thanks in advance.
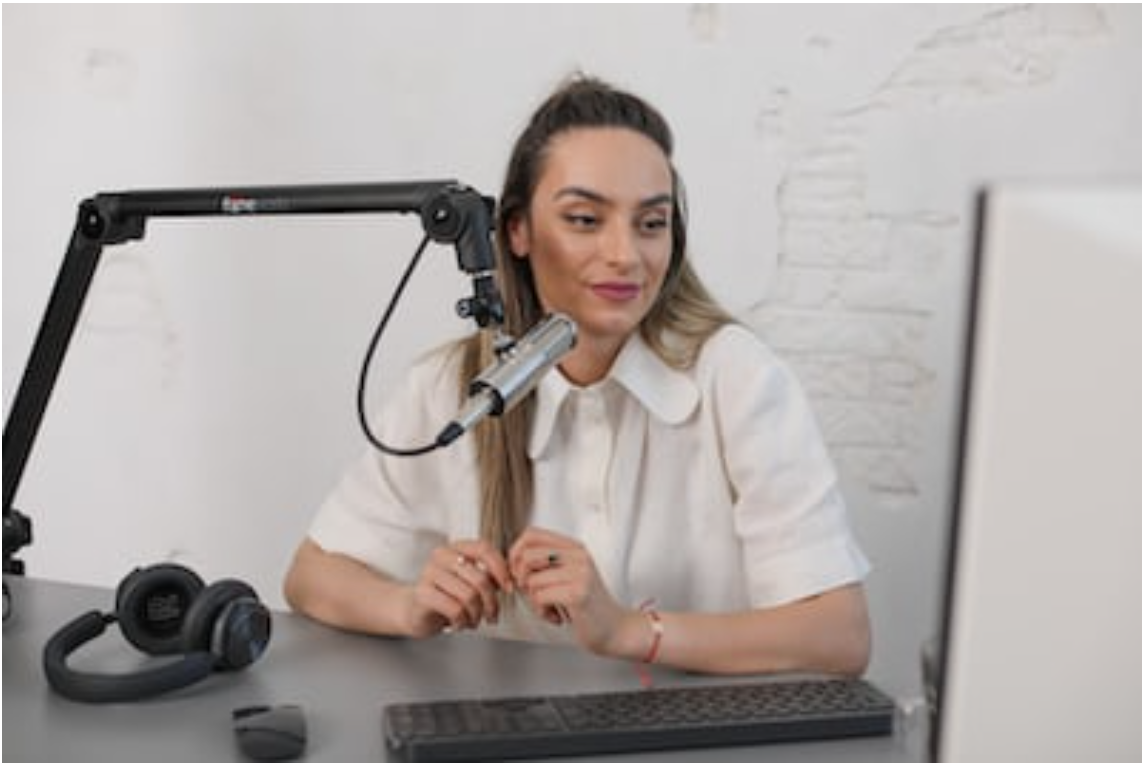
[429,553,488,628]
[513,545,574,589]
[413,579,471,631]
[515,583,566,626]
[509,532,574,585]
[524,578,576,625]
[508,526,569,564]
[509,529,557,573]
[453,540,514,594]
[449,554,501,624]
[448,541,512,624]
[433,569,484,628]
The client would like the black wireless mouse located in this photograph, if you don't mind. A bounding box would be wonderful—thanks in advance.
[233,704,307,761]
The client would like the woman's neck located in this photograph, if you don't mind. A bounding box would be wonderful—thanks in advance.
[557,332,628,387]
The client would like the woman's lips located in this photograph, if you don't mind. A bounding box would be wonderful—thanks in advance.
[591,282,641,301]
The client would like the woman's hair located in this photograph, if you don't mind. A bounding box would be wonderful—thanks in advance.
[459,74,736,552]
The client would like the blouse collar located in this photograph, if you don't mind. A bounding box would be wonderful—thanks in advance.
[528,332,700,459]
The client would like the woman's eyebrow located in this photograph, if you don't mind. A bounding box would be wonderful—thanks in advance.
[553,186,673,209]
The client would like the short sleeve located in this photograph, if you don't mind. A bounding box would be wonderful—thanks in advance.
[705,327,870,608]
[307,344,480,583]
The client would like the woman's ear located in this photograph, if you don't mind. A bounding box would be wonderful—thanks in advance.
[506,213,531,260]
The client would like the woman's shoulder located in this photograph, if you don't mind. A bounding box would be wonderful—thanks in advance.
[689,322,809,406]
[692,324,824,440]
[695,322,784,373]
[408,337,467,377]
[385,337,468,409]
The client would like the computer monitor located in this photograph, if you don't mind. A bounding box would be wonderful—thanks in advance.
[933,183,1142,760]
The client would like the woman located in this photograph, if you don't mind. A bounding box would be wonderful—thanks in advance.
[284,75,871,676]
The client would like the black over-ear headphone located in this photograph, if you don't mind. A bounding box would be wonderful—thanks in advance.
[42,563,272,703]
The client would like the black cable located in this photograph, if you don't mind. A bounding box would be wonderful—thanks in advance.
[355,234,444,457]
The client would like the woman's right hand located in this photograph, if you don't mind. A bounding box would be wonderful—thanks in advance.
[405,539,514,637]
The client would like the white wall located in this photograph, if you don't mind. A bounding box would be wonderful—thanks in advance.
[5,5,1141,699]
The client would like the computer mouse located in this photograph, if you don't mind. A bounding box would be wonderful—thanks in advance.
[232,704,307,761]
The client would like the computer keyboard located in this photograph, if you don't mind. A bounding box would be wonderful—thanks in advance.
[382,677,896,761]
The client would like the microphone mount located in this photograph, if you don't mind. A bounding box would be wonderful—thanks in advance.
[2,181,502,576]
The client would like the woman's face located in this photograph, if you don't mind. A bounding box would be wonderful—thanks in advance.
[508,127,674,366]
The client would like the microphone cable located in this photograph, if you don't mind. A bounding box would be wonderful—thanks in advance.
[355,234,447,457]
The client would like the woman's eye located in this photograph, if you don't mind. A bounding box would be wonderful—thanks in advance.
[565,213,599,229]
[640,216,670,234]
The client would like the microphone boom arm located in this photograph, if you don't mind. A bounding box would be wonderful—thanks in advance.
[2,181,502,575]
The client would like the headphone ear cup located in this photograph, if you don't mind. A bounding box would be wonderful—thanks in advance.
[115,564,205,655]
[181,579,271,671]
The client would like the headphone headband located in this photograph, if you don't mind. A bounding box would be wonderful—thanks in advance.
[43,610,215,703]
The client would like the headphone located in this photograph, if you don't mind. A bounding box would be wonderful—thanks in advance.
[42,563,272,703]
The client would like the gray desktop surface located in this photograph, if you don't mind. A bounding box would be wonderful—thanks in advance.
[3,576,919,762]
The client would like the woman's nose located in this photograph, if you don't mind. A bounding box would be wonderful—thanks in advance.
[603,224,638,270]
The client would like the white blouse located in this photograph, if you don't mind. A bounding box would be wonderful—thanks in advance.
[308,324,869,643]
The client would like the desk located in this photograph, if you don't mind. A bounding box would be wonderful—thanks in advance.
[3,577,922,761]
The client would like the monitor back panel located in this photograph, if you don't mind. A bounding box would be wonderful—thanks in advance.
[938,184,1142,761]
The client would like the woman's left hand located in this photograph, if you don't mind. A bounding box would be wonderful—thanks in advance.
[507,526,635,656]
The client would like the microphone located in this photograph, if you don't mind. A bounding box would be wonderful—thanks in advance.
[436,314,577,447]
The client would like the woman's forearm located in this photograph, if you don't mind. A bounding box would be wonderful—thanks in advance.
[605,584,871,676]
[283,538,416,637]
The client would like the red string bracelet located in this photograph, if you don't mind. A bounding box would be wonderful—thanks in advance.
[642,608,664,664]
[635,599,663,688]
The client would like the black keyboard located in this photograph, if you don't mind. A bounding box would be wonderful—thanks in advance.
[382,677,896,761]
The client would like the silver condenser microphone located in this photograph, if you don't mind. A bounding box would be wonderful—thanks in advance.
[436,313,577,447]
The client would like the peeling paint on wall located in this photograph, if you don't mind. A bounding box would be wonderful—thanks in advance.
[82,47,137,101]
[688,4,721,44]
[865,5,1110,111]
[750,4,1111,509]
